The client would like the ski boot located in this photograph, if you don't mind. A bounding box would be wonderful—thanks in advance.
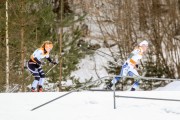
[31,87,36,92]
[130,88,136,91]
[106,82,113,90]
[37,85,43,92]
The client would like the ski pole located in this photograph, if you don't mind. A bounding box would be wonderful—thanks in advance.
[96,49,114,58]
[44,63,57,76]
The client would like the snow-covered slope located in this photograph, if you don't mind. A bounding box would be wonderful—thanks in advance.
[70,47,117,83]
[155,81,180,91]
[1,82,180,120]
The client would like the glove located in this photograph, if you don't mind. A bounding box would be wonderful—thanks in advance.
[135,64,139,69]
[37,62,45,68]
[51,61,57,65]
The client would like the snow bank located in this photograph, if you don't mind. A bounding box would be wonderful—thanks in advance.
[155,81,180,91]
[0,91,180,120]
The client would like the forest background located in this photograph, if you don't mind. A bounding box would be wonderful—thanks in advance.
[0,0,180,92]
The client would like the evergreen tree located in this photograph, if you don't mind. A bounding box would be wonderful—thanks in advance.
[0,0,56,91]
[0,0,93,92]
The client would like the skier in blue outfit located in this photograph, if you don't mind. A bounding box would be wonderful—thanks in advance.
[107,40,149,91]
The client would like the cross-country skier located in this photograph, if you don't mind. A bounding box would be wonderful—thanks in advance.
[106,40,149,91]
[27,41,57,92]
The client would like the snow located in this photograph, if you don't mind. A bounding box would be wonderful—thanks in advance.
[1,82,180,120]
[155,81,180,91]
[70,46,119,84]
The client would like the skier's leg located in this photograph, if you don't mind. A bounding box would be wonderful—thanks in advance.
[31,72,40,91]
[130,80,140,91]
[31,79,39,91]
[129,68,140,91]
[27,63,40,92]
[107,62,129,89]
[114,62,129,83]
[37,66,45,92]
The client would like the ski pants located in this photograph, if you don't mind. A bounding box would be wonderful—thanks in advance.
[111,62,140,89]
[27,62,45,88]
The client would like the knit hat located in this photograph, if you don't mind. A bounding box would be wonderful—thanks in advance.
[139,40,148,46]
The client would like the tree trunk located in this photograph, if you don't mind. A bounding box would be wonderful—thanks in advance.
[20,0,25,92]
[138,0,147,30]
[59,0,64,91]
[178,0,180,12]
[5,0,9,92]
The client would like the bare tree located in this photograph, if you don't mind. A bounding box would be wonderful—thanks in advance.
[138,0,148,31]
[5,0,9,92]
[79,0,180,90]
[20,0,25,92]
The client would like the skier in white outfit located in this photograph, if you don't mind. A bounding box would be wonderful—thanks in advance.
[107,40,149,91]
[27,41,57,92]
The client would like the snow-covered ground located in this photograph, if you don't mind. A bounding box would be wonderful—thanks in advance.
[155,81,180,91]
[70,47,114,82]
[1,82,180,120]
[69,46,120,84]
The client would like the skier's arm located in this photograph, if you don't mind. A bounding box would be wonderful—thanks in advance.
[128,48,140,59]
[128,53,134,59]
[34,57,42,65]
[46,57,52,63]
[46,56,57,65]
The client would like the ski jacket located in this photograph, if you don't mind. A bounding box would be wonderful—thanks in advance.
[126,47,144,66]
[30,48,52,64]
